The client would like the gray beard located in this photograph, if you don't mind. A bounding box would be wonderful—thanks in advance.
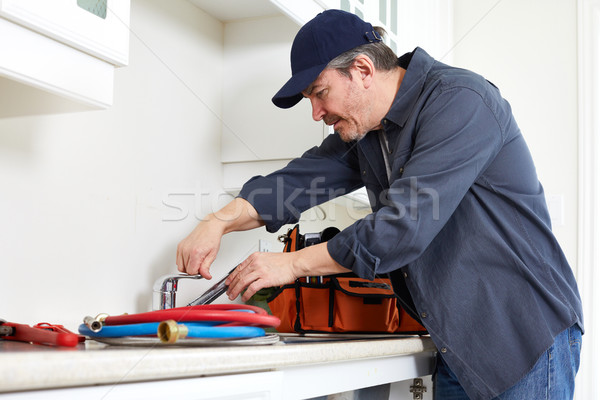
[336,129,368,143]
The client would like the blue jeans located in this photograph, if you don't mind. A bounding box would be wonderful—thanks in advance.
[433,324,582,399]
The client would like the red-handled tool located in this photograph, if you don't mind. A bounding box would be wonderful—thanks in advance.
[0,319,81,347]
[33,322,86,343]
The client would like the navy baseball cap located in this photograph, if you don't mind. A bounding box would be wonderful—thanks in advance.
[272,9,382,109]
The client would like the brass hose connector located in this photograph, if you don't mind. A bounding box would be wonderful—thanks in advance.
[157,320,189,344]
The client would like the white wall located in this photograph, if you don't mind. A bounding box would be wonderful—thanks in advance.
[450,0,579,267]
[0,0,362,331]
[0,0,218,329]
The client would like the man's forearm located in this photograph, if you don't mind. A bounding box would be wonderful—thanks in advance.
[293,242,351,277]
[176,197,264,276]
[209,197,265,234]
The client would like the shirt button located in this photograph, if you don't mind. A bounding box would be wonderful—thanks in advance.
[403,272,408,279]
[382,119,387,125]
[421,312,428,319]
[399,167,404,174]
[362,170,366,175]
[440,347,448,354]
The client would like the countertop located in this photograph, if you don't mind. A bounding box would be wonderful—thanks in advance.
[0,334,435,394]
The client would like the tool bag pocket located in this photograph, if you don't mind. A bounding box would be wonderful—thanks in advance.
[267,224,427,334]
[331,276,399,333]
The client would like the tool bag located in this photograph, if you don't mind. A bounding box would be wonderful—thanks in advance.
[267,224,427,334]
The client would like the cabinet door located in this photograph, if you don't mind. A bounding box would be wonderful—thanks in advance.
[333,0,453,61]
[3,371,284,399]
[221,15,325,163]
[0,0,130,66]
[270,0,325,25]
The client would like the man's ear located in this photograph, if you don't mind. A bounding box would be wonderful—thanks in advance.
[352,55,375,89]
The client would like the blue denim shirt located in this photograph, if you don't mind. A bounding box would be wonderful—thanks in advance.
[239,47,583,399]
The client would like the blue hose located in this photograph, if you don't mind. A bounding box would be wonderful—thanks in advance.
[79,322,157,338]
[78,322,265,339]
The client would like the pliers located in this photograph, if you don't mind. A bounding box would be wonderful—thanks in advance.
[0,319,83,347]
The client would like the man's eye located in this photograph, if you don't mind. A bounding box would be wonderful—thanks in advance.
[317,89,327,98]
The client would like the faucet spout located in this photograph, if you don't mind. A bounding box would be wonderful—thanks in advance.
[152,273,204,310]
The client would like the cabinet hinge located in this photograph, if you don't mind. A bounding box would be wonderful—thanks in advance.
[409,378,427,400]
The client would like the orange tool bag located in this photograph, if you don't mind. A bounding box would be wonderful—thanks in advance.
[267,225,427,334]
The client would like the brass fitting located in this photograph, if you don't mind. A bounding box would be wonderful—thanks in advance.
[157,320,189,344]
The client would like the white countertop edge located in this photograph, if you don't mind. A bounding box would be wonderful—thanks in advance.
[0,336,435,393]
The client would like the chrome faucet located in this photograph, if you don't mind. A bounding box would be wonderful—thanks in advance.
[152,273,204,310]
[152,268,236,310]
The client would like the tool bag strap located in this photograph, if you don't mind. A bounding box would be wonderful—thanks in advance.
[278,224,302,252]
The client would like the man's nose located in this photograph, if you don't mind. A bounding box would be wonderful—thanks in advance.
[310,99,325,122]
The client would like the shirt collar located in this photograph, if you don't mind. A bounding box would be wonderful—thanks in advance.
[383,47,436,128]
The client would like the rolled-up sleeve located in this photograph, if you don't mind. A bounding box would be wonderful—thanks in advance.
[238,133,363,233]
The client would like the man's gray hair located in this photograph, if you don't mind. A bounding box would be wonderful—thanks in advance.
[326,26,398,77]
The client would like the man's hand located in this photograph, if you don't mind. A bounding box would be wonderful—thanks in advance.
[225,242,350,302]
[176,198,265,279]
[225,251,299,302]
[176,218,225,278]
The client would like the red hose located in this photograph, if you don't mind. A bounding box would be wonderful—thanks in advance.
[188,304,267,314]
[104,304,280,328]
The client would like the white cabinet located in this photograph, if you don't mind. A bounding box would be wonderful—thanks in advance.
[270,0,326,25]
[0,0,130,112]
[221,15,326,164]
[189,0,328,192]
[191,0,451,194]
[2,371,284,400]
[220,1,328,193]
[327,0,453,63]
[0,0,130,66]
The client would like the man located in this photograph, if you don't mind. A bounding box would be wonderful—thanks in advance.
[177,10,583,399]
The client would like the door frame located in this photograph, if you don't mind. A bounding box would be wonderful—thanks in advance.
[576,1,599,399]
